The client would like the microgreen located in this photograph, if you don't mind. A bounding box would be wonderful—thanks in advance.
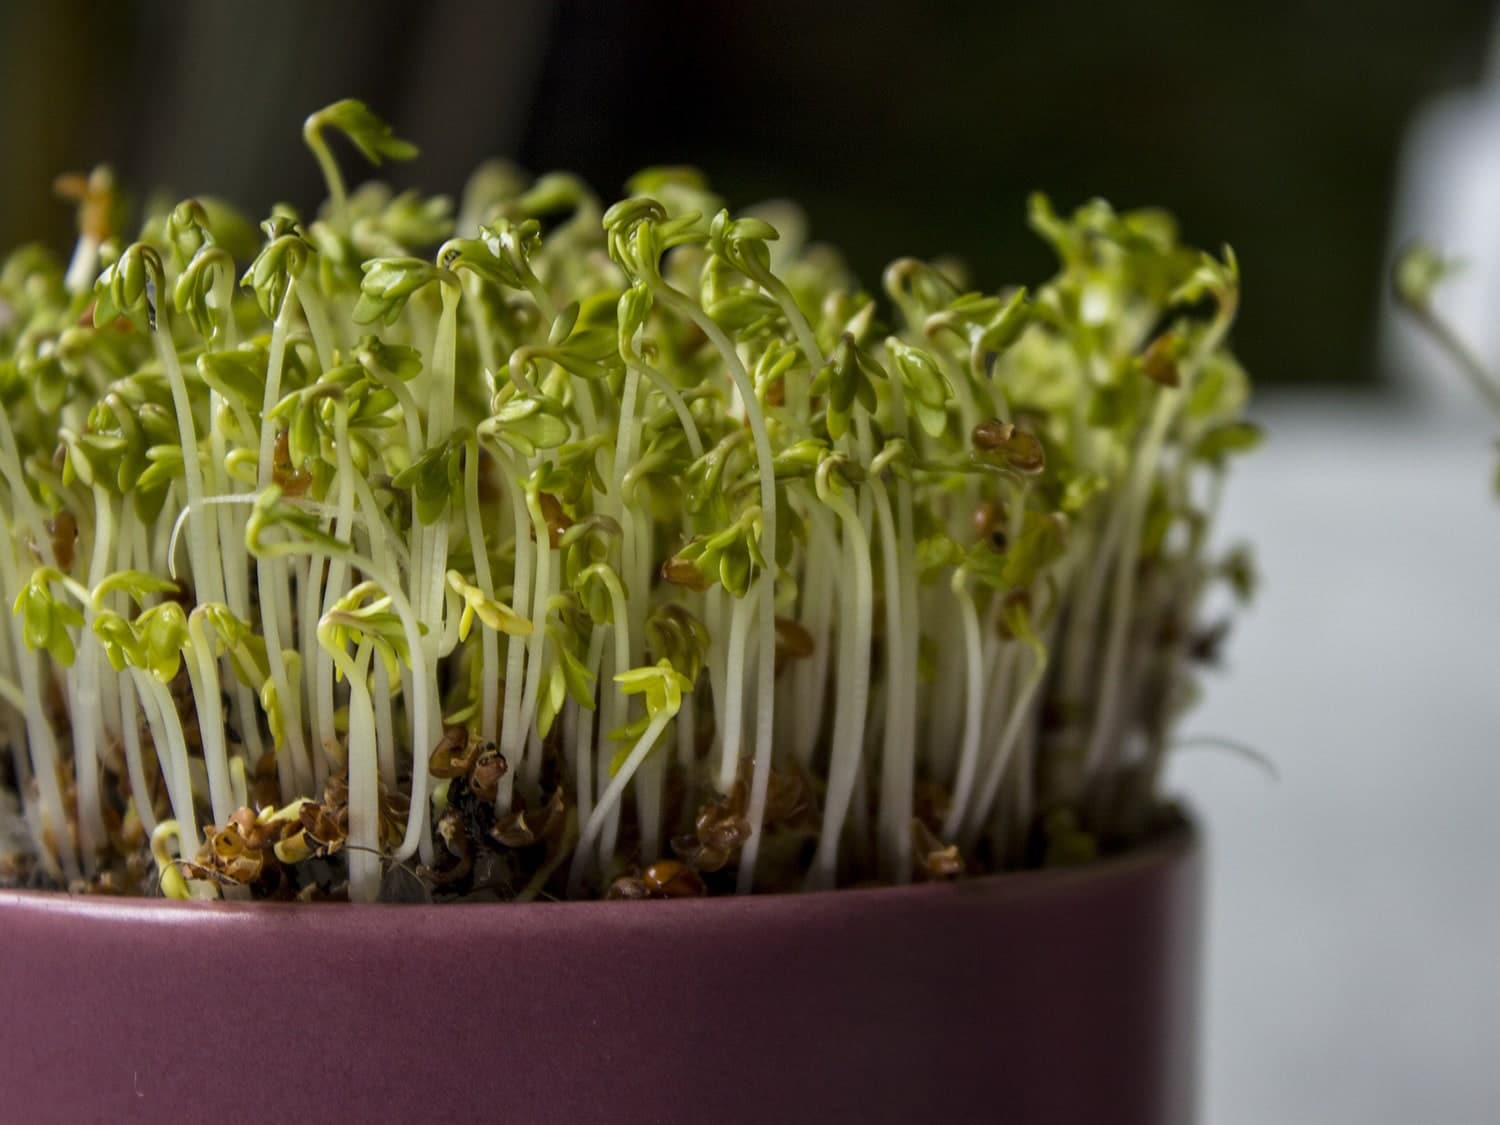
[1393,244,1500,419]
[0,100,1255,900]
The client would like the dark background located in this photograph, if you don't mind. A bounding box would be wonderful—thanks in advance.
[0,0,1489,384]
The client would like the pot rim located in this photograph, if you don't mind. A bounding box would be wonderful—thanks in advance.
[0,817,1201,1125]
[0,818,1195,922]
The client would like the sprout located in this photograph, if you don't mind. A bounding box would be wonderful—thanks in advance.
[303,99,418,222]
[0,103,1256,900]
[1393,243,1500,418]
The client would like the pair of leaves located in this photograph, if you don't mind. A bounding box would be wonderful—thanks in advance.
[88,601,188,683]
[560,515,623,596]
[813,333,885,440]
[307,99,419,168]
[607,658,694,757]
[887,338,953,438]
[392,434,465,524]
[13,571,83,667]
[93,243,164,331]
[319,586,414,686]
[708,210,779,278]
[683,430,749,516]
[241,218,312,319]
[665,509,766,598]
[173,243,236,341]
[924,288,1031,366]
[487,392,572,459]
[446,570,531,641]
[354,257,447,326]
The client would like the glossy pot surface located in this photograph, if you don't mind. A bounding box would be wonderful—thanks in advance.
[0,828,1200,1124]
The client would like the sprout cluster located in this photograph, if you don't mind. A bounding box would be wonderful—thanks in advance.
[0,100,1256,902]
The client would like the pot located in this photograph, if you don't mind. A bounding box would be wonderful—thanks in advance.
[0,826,1199,1124]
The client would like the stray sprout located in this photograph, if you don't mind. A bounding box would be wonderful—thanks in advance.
[0,100,1256,900]
[1393,244,1500,418]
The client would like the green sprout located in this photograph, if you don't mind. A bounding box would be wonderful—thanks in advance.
[0,99,1257,901]
[1393,244,1500,419]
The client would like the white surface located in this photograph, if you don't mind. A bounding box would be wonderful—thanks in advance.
[1169,393,1500,1124]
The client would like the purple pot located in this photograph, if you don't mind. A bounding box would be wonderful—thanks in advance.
[0,827,1199,1124]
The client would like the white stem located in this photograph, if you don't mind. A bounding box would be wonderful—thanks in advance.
[941,580,988,841]
[866,461,911,880]
[715,588,757,793]
[116,672,158,838]
[63,234,100,297]
[297,284,339,371]
[315,409,360,775]
[588,573,635,869]
[463,442,501,747]
[568,709,673,895]
[570,625,607,833]
[152,316,223,606]
[373,659,397,788]
[203,342,263,772]
[514,491,554,792]
[329,640,381,903]
[136,673,200,853]
[486,443,533,810]
[185,619,236,826]
[297,555,325,785]
[595,647,624,870]
[407,286,460,697]
[0,539,74,880]
[1084,389,1178,779]
[256,284,314,796]
[962,649,1049,846]
[628,350,705,459]
[892,476,920,812]
[464,277,498,384]
[67,487,117,869]
[806,492,874,889]
[15,652,74,880]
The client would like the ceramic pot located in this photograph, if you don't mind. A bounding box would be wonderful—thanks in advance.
[0,826,1200,1124]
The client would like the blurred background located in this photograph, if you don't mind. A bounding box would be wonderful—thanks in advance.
[0,0,1493,387]
[4,1,1500,1120]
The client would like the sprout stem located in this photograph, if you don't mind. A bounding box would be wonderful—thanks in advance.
[133,672,200,854]
[807,475,874,890]
[569,708,673,896]
[256,282,314,796]
[184,613,236,827]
